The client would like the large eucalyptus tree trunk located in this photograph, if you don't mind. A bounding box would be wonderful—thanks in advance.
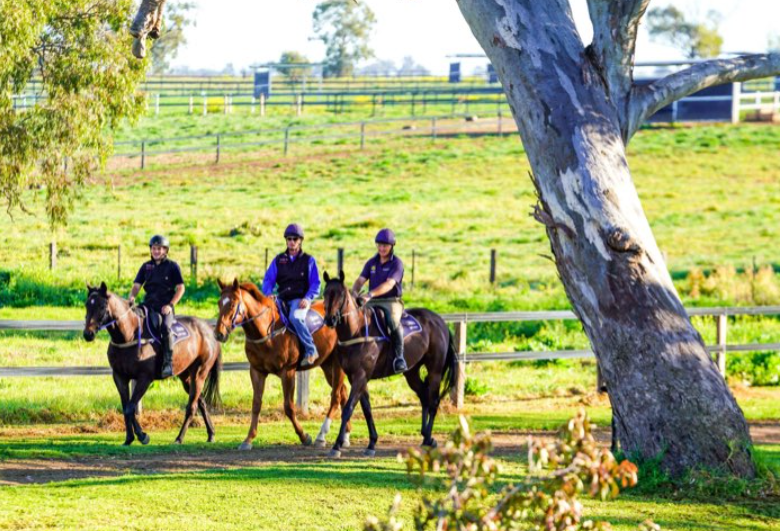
[456,0,779,477]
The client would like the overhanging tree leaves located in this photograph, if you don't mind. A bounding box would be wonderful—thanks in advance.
[455,0,780,477]
[312,0,376,78]
[1,0,147,226]
[646,6,723,59]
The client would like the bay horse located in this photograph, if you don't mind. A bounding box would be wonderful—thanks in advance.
[83,282,222,445]
[322,270,458,457]
[215,279,351,450]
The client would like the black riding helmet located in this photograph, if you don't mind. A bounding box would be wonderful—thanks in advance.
[149,234,170,248]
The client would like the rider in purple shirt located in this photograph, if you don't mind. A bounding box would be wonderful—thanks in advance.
[261,224,321,366]
[352,228,407,373]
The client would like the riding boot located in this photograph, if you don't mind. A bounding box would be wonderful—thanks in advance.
[161,331,175,379]
[392,327,407,374]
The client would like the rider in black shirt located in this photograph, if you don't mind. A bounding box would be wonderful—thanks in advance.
[129,235,185,378]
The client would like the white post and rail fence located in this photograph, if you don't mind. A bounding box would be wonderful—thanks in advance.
[1,306,778,414]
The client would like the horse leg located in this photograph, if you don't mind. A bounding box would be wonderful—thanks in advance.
[403,366,429,439]
[329,374,366,458]
[127,376,153,445]
[112,373,135,445]
[198,397,216,443]
[175,364,207,444]
[338,374,352,448]
[239,367,267,450]
[358,390,378,457]
[149,0,165,39]
[314,358,337,447]
[422,370,444,448]
[281,369,311,446]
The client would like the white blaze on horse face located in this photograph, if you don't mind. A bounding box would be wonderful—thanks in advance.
[89,298,95,305]
[221,297,230,307]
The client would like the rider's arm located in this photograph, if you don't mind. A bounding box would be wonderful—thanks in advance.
[304,256,320,303]
[128,282,142,303]
[261,259,278,297]
[352,276,367,294]
[169,284,185,307]
[367,279,396,298]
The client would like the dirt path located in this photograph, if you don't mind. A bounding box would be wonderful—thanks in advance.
[2,423,778,486]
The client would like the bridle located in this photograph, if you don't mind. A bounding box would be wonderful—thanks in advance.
[325,285,357,326]
[223,288,285,344]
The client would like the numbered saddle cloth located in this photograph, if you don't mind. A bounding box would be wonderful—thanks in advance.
[141,307,191,347]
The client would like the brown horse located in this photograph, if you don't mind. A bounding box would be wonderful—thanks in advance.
[83,282,222,445]
[322,270,458,457]
[214,279,351,450]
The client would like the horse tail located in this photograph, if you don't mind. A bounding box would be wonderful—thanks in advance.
[438,327,459,402]
[202,338,223,411]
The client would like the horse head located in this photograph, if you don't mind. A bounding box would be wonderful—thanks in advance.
[322,270,351,327]
[83,282,112,341]
[215,278,272,343]
[130,0,166,59]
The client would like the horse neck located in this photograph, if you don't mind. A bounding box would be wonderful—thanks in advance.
[241,290,278,341]
[337,290,365,339]
[108,295,139,344]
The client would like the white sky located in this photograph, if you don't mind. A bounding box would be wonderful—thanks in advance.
[169,0,780,74]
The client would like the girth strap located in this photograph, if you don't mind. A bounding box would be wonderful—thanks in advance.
[245,326,287,344]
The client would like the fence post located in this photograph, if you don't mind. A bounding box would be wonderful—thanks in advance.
[251,96,256,114]
[490,249,497,284]
[215,135,221,163]
[203,94,207,116]
[296,371,310,415]
[731,82,742,124]
[223,95,229,115]
[140,141,146,170]
[337,248,344,274]
[297,94,303,116]
[283,127,290,155]
[155,93,160,116]
[450,320,467,410]
[497,108,503,137]
[360,122,366,149]
[49,241,57,270]
[260,93,266,117]
[716,313,727,377]
[264,248,269,274]
[411,249,416,290]
[117,245,121,282]
[188,95,194,115]
[190,245,198,284]
[431,117,437,140]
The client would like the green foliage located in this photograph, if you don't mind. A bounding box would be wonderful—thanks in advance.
[278,51,311,83]
[150,1,196,75]
[646,6,723,59]
[366,412,655,531]
[463,377,489,397]
[312,0,376,78]
[0,0,147,226]
[727,352,780,387]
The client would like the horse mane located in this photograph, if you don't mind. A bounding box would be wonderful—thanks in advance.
[239,282,266,302]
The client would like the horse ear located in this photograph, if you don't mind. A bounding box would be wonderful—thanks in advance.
[217,279,225,290]
[339,270,345,282]
[86,282,94,293]
[99,282,108,296]
[323,271,330,282]
[232,278,239,290]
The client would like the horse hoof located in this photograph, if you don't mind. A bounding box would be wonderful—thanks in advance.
[422,439,437,449]
[173,439,182,445]
[238,442,253,451]
[131,38,146,59]
[149,28,160,40]
[140,434,150,445]
[328,449,342,458]
[123,439,134,446]
[342,437,351,449]
[314,438,326,448]
[207,436,215,443]
[302,434,313,446]
[363,449,376,458]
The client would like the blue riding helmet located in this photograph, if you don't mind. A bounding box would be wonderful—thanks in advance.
[284,223,305,240]
[375,228,396,246]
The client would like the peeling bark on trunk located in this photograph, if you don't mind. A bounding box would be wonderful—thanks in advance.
[457,0,756,477]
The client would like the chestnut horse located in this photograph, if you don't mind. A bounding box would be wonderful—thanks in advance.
[322,271,458,457]
[215,279,351,450]
[83,282,222,445]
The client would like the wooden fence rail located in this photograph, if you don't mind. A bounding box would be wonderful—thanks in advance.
[1,306,779,412]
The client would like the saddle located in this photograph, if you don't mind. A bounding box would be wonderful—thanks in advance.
[370,309,423,341]
[275,300,325,337]
[140,306,191,350]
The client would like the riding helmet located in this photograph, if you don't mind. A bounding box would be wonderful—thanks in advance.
[375,228,396,246]
[284,223,305,240]
[149,234,170,248]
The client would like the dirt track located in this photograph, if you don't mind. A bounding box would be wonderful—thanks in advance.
[2,424,779,486]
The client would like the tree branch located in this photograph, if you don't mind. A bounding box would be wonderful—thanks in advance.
[586,0,650,139]
[629,53,780,139]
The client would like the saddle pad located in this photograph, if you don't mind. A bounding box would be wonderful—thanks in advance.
[276,300,325,337]
[142,309,190,346]
[374,311,422,340]
[170,321,191,346]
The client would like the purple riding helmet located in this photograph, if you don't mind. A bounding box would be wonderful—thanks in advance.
[375,228,396,246]
[284,223,305,239]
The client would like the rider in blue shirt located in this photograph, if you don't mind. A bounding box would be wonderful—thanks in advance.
[261,224,321,366]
